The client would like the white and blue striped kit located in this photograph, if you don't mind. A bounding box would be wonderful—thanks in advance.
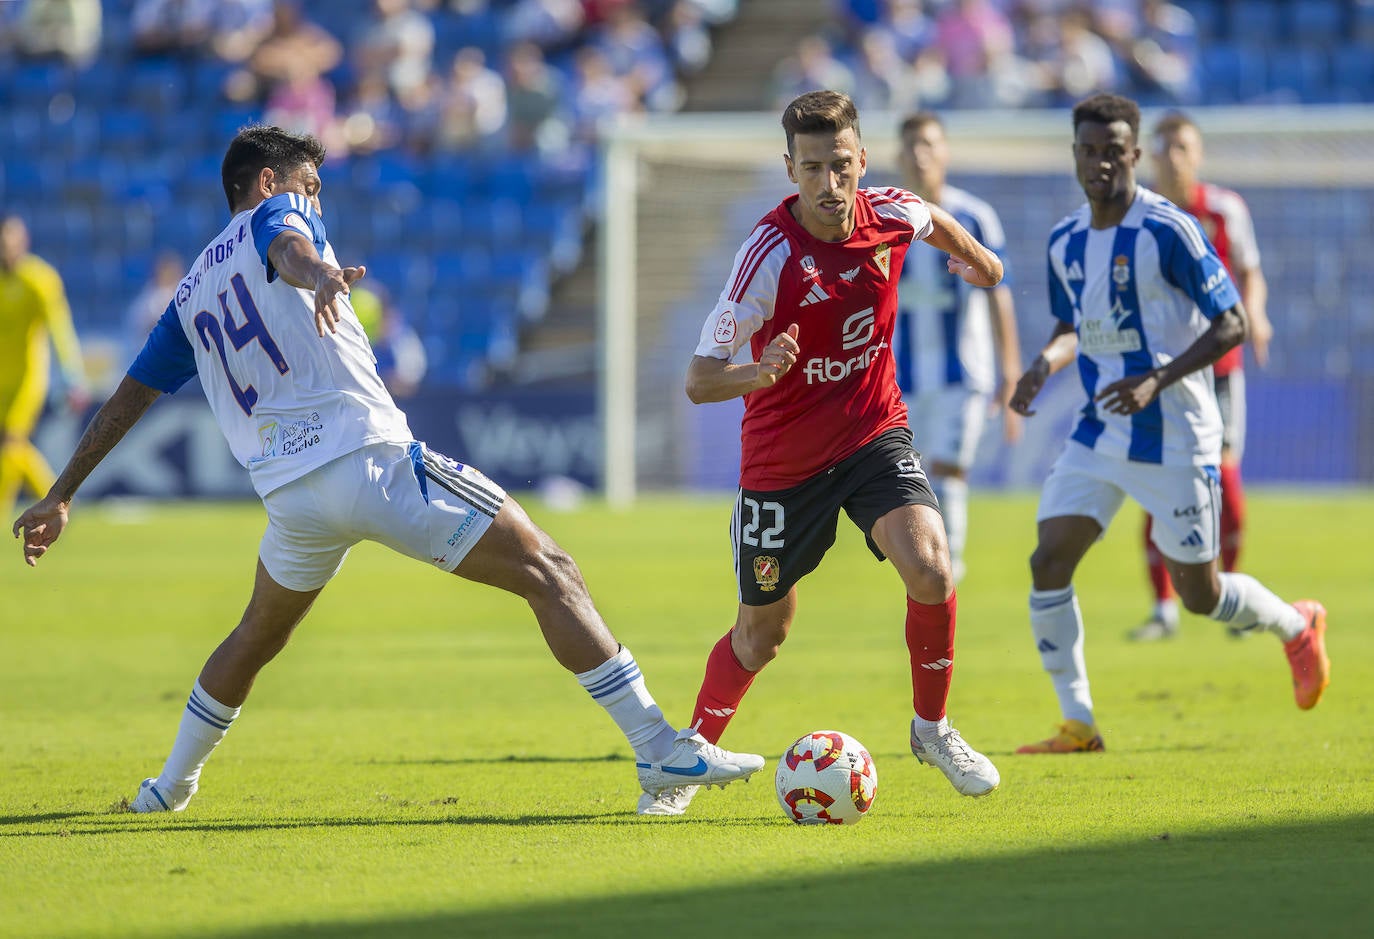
[1046,186,1241,467]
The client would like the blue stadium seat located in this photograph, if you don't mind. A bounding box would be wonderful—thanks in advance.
[100,108,155,156]
[461,197,523,248]
[1267,45,1331,102]
[1284,0,1345,44]
[1180,0,1223,40]
[128,60,185,112]
[213,107,261,145]
[11,63,69,106]
[1227,0,1282,44]
[1199,41,1265,103]
[71,63,119,107]
[1332,41,1374,100]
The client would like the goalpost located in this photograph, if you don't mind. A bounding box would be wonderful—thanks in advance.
[598,105,1374,506]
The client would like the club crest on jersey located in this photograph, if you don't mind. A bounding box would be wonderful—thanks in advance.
[1112,254,1131,290]
[799,255,819,279]
[754,555,780,591]
[282,213,311,236]
[873,244,891,280]
[714,310,737,343]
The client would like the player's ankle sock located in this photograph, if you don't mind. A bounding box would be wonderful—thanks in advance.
[157,679,240,792]
[1029,586,1095,726]
[690,630,757,744]
[932,477,968,582]
[1144,516,1175,601]
[1209,573,1306,641]
[1154,598,1179,628]
[1219,462,1245,571]
[576,646,677,763]
[906,591,956,722]
[913,715,950,743]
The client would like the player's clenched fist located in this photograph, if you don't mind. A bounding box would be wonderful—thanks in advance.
[757,324,800,387]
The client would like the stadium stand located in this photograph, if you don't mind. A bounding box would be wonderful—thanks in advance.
[0,0,1369,394]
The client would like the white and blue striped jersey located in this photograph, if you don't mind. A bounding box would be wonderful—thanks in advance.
[128,192,412,497]
[1048,186,1240,466]
[894,184,1008,396]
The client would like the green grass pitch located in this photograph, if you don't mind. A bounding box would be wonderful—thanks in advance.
[2,491,1371,938]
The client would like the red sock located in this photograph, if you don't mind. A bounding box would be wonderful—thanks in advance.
[691,630,757,744]
[906,591,956,721]
[1144,514,1174,601]
[1219,462,1245,571]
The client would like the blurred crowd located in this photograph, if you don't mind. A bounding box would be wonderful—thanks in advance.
[780,0,1203,111]
[0,0,739,163]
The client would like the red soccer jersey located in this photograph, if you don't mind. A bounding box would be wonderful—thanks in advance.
[1184,181,1261,377]
[694,188,934,490]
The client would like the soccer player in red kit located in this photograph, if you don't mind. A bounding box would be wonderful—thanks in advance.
[1130,111,1275,641]
[638,91,1005,816]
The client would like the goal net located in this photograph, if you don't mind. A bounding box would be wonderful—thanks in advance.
[598,105,1374,505]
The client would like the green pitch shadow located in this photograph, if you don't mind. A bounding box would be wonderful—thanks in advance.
[192,813,1374,939]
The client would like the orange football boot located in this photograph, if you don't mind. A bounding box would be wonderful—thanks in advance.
[1285,600,1330,710]
[1015,719,1105,754]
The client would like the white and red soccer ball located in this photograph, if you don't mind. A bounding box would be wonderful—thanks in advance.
[775,730,878,825]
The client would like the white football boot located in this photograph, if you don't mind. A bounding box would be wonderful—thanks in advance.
[636,785,700,816]
[128,777,196,813]
[909,720,1000,797]
[636,729,764,796]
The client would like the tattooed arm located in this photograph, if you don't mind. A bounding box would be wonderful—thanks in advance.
[12,376,162,567]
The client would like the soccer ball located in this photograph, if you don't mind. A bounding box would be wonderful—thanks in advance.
[775,730,878,825]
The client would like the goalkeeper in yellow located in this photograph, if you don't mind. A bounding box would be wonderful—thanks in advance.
[0,215,88,518]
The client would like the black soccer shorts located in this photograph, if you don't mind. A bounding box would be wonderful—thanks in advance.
[732,427,940,606]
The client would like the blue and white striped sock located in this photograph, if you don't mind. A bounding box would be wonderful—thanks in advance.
[1029,586,1095,726]
[1210,573,1305,641]
[156,679,240,794]
[576,646,677,763]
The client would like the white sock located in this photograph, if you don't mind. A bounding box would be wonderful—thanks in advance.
[934,476,969,582]
[913,714,950,742]
[1029,586,1095,726]
[1153,598,1179,627]
[157,679,240,793]
[1209,573,1305,641]
[576,646,677,762]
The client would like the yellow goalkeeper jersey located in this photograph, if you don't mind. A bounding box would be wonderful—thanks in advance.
[0,253,84,405]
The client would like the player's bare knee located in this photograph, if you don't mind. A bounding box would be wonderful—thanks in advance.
[1029,544,1073,590]
[906,561,953,604]
[522,539,587,604]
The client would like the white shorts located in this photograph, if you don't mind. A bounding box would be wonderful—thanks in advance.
[259,441,507,592]
[904,387,988,471]
[1036,441,1221,564]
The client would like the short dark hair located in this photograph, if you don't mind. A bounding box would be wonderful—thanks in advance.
[898,110,943,138]
[221,124,327,210]
[781,90,860,155]
[1072,93,1141,141]
[1152,109,1198,139]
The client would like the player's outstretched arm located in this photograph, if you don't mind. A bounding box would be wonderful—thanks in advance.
[1010,321,1078,417]
[686,324,800,404]
[989,285,1023,442]
[1096,304,1247,416]
[266,230,366,337]
[12,376,162,567]
[922,204,1003,288]
[1236,264,1272,366]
